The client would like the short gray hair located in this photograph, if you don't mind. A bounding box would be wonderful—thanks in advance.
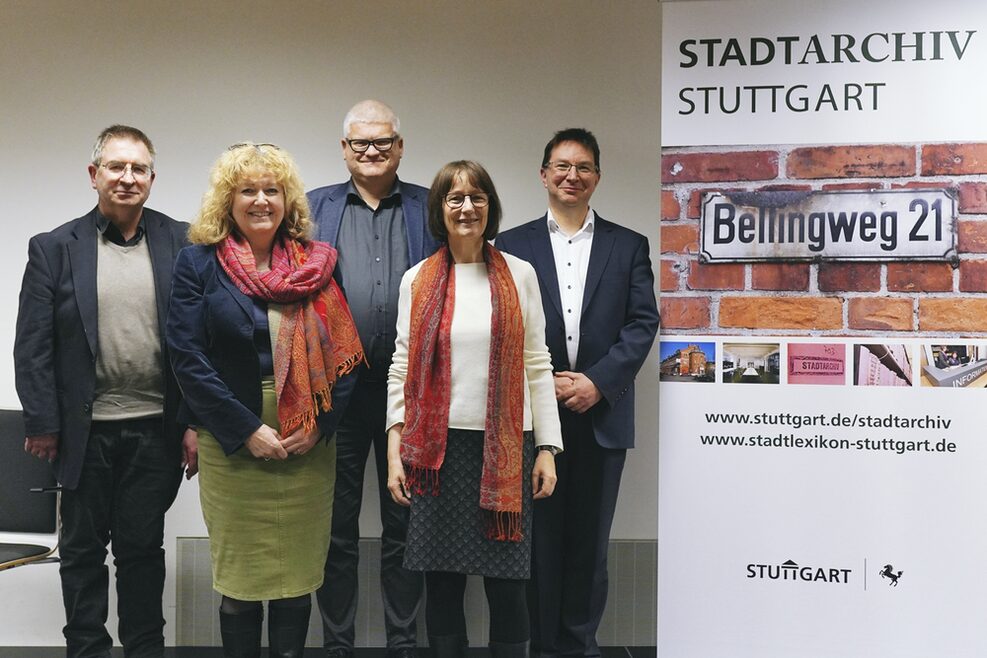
[342,100,400,136]
[91,124,156,168]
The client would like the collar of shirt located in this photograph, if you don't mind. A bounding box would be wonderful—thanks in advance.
[95,210,146,247]
[345,178,403,208]
[546,208,595,368]
[547,208,596,240]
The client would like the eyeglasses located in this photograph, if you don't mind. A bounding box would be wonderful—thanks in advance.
[227,142,281,152]
[99,161,153,180]
[346,136,399,153]
[444,193,489,209]
[544,161,599,176]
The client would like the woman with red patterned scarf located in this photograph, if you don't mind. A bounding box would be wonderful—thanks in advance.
[385,161,562,658]
[167,143,363,658]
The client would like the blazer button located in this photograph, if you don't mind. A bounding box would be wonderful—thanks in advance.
[83,403,92,413]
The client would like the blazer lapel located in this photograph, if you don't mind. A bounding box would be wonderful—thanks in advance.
[401,182,427,264]
[217,262,255,321]
[323,187,346,245]
[527,219,564,321]
[67,213,99,357]
[581,218,615,316]
[144,211,175,344]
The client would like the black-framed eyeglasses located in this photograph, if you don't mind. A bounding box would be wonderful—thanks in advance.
[99,161,153,179]
[346,136,399,153]
[227,142,281,152]
[544,161,599,176]
[444,193,489,209]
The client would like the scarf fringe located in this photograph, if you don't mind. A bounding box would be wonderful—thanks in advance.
[279,348,366,438]
[485,510,523,542]
[283,409,317,435]
[404,463,440,496]
[336,351,366,378]
[283,385,333,436]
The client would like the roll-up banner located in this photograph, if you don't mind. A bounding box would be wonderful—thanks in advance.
[659,2,987,656]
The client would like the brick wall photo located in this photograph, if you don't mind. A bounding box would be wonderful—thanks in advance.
[659,143,987,336]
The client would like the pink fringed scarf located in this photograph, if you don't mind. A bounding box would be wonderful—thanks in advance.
[217,235,364,435]
[401,243,526,541]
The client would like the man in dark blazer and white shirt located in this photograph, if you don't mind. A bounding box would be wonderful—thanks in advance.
[496,128,659,658]
[307,100,437,658]
[14,125,195,658]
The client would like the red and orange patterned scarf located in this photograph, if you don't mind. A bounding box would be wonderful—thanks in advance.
[401,243,526,542]
[217,235,364,436]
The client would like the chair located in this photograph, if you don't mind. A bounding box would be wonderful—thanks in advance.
[0,408,60,571]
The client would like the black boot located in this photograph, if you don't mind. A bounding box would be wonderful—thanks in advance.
[429,634,468,658]
[268,598,312,658]
[488,640,528,658]
[219,606,263,658]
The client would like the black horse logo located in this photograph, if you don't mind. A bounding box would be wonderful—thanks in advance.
[880,564,902,587]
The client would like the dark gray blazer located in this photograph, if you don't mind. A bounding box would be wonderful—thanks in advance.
[14,207,189,489]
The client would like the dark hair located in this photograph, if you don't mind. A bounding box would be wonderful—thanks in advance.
[540,127,600,171]
[91,124,156,166]
[427,160,502,242]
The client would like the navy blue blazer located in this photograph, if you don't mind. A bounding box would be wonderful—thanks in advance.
[14,207,189,489]
[166,244,355,456]
[306,179,439,270]
[496,215,659,450]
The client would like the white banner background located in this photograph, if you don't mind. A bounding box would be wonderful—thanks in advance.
[659,351,987,656]
[660,1,987,655]
[662,0,987,146]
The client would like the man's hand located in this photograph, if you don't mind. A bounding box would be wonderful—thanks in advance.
[181,428,198,479]
[25,433,58,462]
[555,371,602,414]
[554,374,573,401]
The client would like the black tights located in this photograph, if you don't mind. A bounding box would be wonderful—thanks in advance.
[220,593,310,615]
[425,571,528,643]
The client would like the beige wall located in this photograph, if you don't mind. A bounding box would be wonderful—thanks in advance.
[0,0,659,645]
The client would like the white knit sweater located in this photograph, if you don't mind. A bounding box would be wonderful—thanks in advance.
[386,252,563,451]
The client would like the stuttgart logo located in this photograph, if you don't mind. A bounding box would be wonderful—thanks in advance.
[747,559,852,584]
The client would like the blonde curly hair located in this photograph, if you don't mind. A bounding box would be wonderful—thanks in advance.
[188,143,313,245]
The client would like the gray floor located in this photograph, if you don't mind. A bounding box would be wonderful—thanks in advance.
[0,649,656,657]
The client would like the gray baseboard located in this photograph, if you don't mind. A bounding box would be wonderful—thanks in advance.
[176,538,656,647]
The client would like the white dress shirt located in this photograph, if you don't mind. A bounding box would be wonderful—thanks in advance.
[547,208,595,368]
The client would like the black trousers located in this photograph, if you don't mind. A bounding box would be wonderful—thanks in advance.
[528,412,626,658]
[59,418,181,658]
[316,377,424,650]
[425,571,528,643]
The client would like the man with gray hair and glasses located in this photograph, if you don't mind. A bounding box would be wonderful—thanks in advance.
[308,100,437,658]
[14,124,195,657]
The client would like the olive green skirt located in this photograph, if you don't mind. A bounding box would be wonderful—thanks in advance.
[197,379,335,600]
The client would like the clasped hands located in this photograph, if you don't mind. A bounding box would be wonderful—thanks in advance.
[554,371,602,413]
[245,423,320,461]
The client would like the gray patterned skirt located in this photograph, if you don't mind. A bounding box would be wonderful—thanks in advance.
[403,429,534,579]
